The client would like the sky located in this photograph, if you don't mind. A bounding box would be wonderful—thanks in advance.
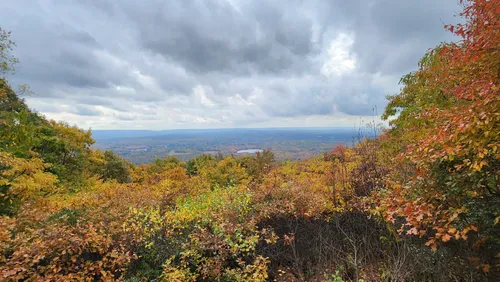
[1,0,461,130]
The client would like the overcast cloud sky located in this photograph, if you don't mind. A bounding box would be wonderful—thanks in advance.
[1,0,461,130]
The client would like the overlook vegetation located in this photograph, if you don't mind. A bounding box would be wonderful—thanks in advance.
[0,0,499,281]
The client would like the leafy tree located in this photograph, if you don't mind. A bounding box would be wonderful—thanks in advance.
[238,150,275,182]
[0,79,48,159]
[380,0,500,258]
[0,151,58,214]
[101,150,131,183]
[204,156,249,187]
[0,27,19,76]
[186,154,217,176]
[149,155,183,174]
[33,121,94,186]
[1,2,499,279]
[382,47,458,148]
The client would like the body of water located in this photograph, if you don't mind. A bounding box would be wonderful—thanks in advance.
[236,149,263,154]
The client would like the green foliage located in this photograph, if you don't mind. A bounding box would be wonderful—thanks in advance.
[378,0,500,258]
[2,4,500,279]
[238,150,275,182]
[34,121,94,185]
[382,46,457,140]
[203,156,249,188]
[0,27,19,76]
[186,154,217,176]
[0,79,47,157]
[324,270,345,282]
[150,156,184,173]
[100,150,131,183]
[49,207,87,225]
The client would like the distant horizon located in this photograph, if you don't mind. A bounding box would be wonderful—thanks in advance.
[80,116,388,131]
[92,125,366,163]
[91,125,363,131]
[90,126,380,142]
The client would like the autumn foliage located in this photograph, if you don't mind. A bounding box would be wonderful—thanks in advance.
[381,0,499,255]
[1,1,499,281]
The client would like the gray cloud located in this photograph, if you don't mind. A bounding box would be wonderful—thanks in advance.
[346,0,461,74]
[73,105,103,116]
[121,0,320,75]
[0,0,460,129]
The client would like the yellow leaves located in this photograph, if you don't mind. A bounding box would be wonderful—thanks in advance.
[0,151,45,175]
[460,225,478,240]
[49,120,94,148]
[448,227,457,234]
[87,149,105,167]
[0,151,58,199]
[471,159,489,171]
[124,206,163,244]
[162,262,199,282]
[463,225,478,233]
[246,256,270,282]
[261,228,278,245]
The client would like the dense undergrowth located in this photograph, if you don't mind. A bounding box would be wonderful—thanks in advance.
[1,0,499,281]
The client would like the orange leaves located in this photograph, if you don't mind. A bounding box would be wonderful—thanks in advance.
[375,174,485,250]
[425,239,437,251]
[406,227,418,236]
[377,1,500,260]
[396,0,500,176]
[481,264,491,273]
[424,224,477,251]
[441,234,452,242]
[468,257,493,274]
[0,170,169,281]
[0,221,132,281]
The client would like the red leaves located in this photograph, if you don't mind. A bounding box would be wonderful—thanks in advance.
[380,1,500,248]
[410,0,500,173]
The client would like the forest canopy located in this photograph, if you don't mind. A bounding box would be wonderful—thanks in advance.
[0,0,499,281]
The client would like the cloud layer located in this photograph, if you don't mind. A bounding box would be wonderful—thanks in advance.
[0,0,460,129]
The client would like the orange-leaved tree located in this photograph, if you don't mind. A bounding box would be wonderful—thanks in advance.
[380,0,499,262]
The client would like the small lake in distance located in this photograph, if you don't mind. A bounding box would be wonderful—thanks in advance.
[236,149,263,154]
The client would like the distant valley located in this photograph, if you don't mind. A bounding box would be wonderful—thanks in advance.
[92,127,369,163]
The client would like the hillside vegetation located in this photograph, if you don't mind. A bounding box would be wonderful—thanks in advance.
[0,0,499,281]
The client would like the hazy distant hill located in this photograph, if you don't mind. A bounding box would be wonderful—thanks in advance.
[90,130,171,140]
